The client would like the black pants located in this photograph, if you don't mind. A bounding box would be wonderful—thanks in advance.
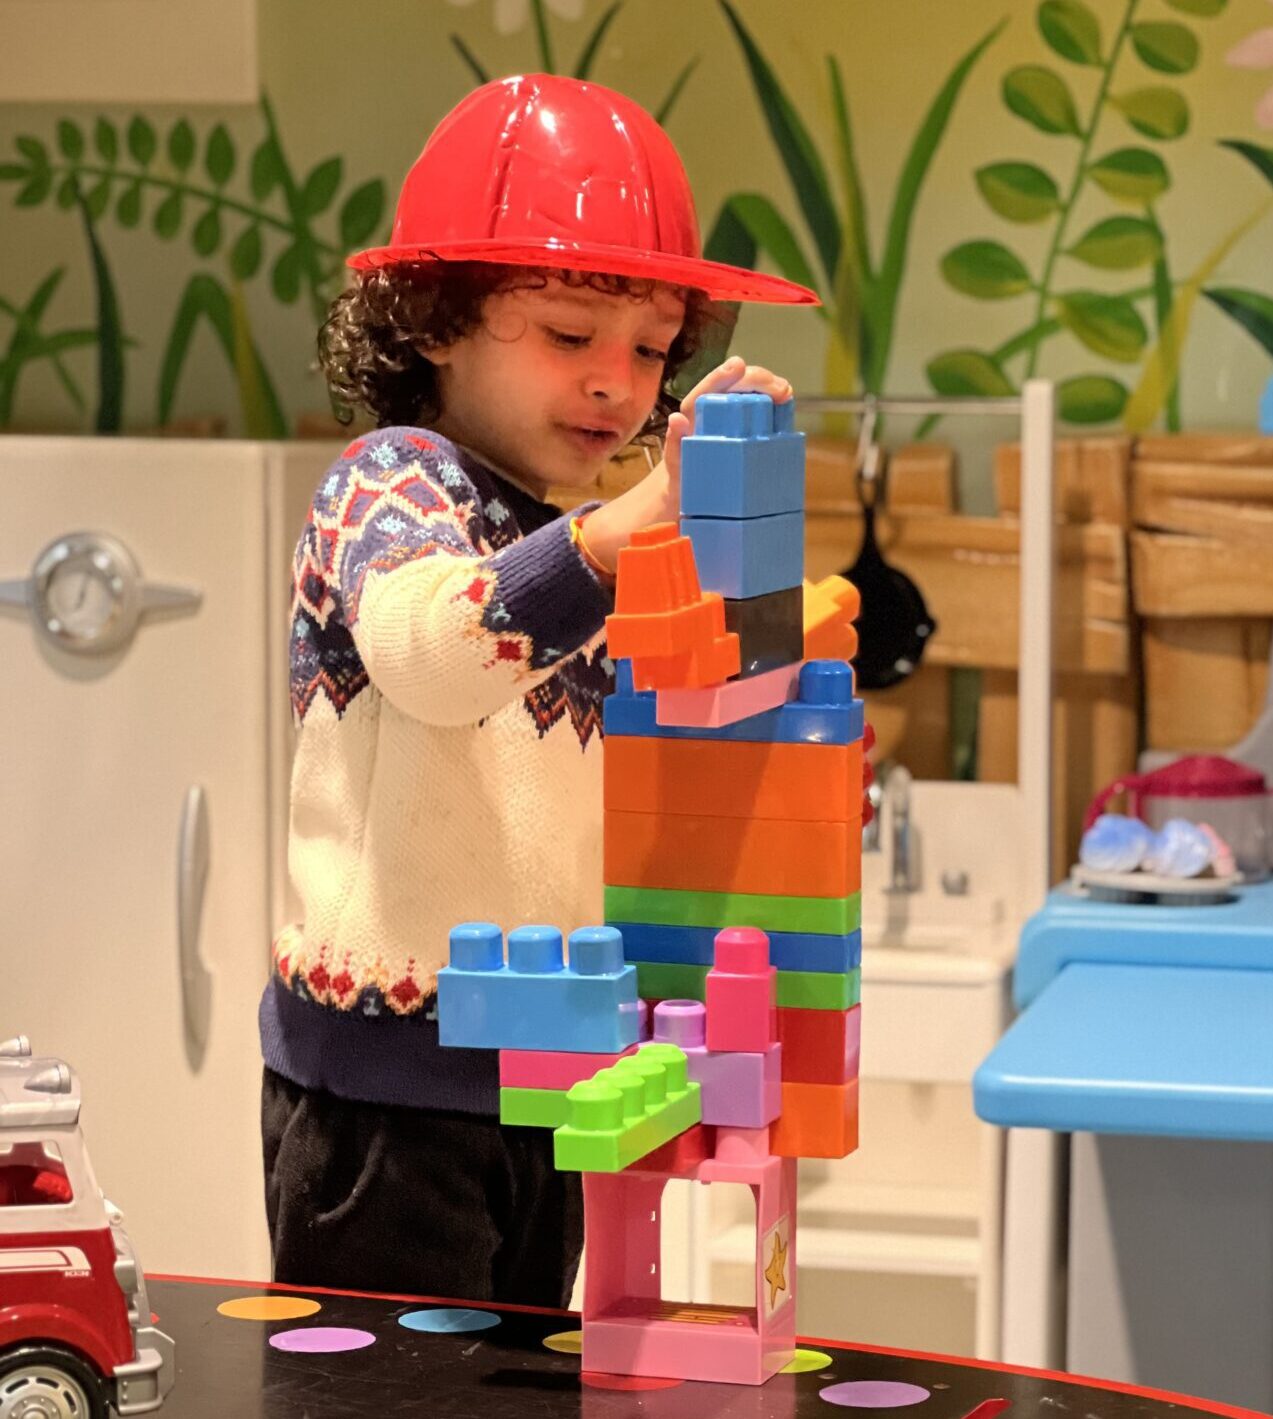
[261,1068,583,1308]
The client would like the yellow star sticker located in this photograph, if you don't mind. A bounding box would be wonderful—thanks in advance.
[764,1231,788,1309]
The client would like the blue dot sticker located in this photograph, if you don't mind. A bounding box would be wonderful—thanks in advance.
[399,1307,501,1334]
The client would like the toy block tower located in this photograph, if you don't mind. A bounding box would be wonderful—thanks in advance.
[437,390,866,1387]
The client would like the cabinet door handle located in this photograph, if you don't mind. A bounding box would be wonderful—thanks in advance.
[177,785,214,1063]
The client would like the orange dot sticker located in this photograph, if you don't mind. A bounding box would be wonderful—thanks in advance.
[217,1296,322,1322]
[543,1330,583,1354]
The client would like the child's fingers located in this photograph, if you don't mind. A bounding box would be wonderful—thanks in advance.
[663,410,691,477]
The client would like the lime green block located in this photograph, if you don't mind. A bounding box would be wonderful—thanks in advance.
[605,884,860,936]
[500,1086,570,1127]
[635,961,861,1011]
[553,1044,702,1173]
[777,968,861,1010]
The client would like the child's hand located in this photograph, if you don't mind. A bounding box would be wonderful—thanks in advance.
[663,355,793,486]
[579,356,793,575]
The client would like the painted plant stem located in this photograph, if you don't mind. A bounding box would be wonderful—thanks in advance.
[1026,0,1140,380]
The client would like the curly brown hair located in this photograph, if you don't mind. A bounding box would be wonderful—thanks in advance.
[318,262,724,435]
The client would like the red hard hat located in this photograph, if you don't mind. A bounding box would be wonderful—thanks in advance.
[349,74,819,307]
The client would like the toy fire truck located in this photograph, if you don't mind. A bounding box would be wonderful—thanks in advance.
[0,1036,174,1417]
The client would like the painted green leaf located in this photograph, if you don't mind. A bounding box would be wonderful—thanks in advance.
[1039,0,1102,66]
[1067,215,1162,268]
[927,349,1015,396]
[1203,286,1273,360]
[168,119,195,172]
[301,157,342,217]
[0,163,25,181]
[1087,147,1170,202]
[116,180,143,227]
[94,118,117,164]
[127,115,157,166]
[975,161,1060,222]
[654,57,700,126]
[449,34,490,87]
[55,174,78,209]
[230,224,263,280]
[1130,21,1198,74]
[1056,290,1148,361]
[86,177,111,219]
[1003,65,1081,135]
[1220,140,1273,188]
[153,189,183,239]
[1058,374,1128,423]
[250,137,286,201]
[205,125,235,186]
[1162,0,1225,13]
[338,179,385,248]
[16,136,49,169]
[941,240,1033,298]
[57,120,84,162]
[15,168,51,205]
[723,193,821,295]
[75,188,125,432]
[573,1,621,80]
[1111,87,1188,140]
[272,244,303,304]
[192,206,221,257]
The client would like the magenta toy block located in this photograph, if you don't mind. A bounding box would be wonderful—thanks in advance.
[499,1044,638,1090]
[705,928,777,1053]
[655,661,800,728]
[652,1000,781,1128]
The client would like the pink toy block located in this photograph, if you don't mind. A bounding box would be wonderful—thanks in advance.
[705,928,777,1053]
[652,1001,781,1128]
[582,1149,797,1383]
[654,661,800,728]
[499,1044,638,1090]
[713,1125,772,1165]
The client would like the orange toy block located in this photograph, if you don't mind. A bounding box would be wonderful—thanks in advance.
[803,575,860,662]
[605,737,863,824]
[606,524,739,689]
[769,1078,860,1159]
[604,809,861,898]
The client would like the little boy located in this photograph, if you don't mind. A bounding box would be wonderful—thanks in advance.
[258,73,817,1307]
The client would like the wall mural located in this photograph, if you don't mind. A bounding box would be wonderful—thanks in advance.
[0,0,1270,438]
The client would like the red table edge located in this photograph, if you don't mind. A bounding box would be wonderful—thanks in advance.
[152,1273,1270,1419]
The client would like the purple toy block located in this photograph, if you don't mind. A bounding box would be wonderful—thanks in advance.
[652,1000,781,1128]
[706,928,777,1053]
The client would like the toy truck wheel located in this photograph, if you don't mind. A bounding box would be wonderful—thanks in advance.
[0,1345,108,1419]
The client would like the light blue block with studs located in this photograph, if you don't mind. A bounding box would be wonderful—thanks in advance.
[681,511,804,599]
[680,392,805,519]
[438,923,640,1053]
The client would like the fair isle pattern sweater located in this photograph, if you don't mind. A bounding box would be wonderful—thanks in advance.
[259,426,614,1114]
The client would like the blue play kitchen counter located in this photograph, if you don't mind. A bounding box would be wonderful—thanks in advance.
[974,879,1273,1412]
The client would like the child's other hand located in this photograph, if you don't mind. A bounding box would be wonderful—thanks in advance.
[577,356,792,578]
[663,355,793,485]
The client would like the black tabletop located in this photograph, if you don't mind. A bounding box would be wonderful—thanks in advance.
[148,1278,1263,1419]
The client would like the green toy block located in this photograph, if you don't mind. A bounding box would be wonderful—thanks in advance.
[777,967,861,1011]
[553,1043,702,1173]
[500,1086,570,1127]
[634,960,861,1011]
[605,884,860,936]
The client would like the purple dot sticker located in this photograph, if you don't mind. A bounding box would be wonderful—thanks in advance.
[398,1307,501,1334]
[820,1381,931,1408]
[270,1327,377,1354]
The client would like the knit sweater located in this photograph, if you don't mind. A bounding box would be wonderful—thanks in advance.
[259,426,615,1114]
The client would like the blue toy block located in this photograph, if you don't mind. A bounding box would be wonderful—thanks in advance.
[680,393,804,519]
[681,512,804,600]
[1260,374,1273,435]
[612,922,862,975]
[438,923,640,1053]
[604,658,865,745]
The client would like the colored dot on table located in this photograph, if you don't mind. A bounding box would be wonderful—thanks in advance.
[784,1349,834,1373]
[543,1330,583,1354]
[582,1372,684,1391]
[399,1308,501,1334]
[217,1296,322,1322]
[820,1380,932,1408]
[270,1327,377,1354]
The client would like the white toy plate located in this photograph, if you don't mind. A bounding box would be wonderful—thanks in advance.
[1070,865,1243,898]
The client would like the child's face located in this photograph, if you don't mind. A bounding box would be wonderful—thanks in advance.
[427,277,686,496]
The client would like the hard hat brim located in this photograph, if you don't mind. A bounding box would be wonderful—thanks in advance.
[346,237,821,307]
